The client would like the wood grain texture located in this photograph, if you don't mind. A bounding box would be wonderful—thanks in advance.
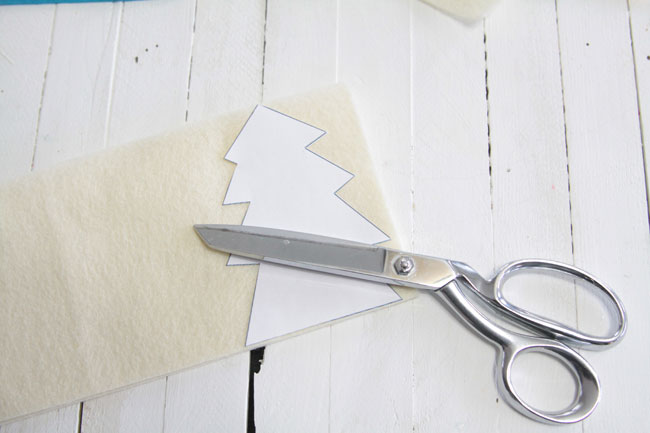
[31,2,121,170]
[629,0,650,197]
[81,380,165,433]
[330,302,413,433]
[262,0,337,102]
[0,4,54,181]
[0,405,78,433]
[255,328,330,433]
[411,0,491,272]
[338,0,413,244]
[164,353,249,433]
[187,0,265,121]
[106,0,195,146]
[557,0,650,430]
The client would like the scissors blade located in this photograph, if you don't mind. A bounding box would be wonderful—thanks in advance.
[193,224,457,291]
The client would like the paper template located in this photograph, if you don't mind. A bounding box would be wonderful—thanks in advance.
[223,106,401,345]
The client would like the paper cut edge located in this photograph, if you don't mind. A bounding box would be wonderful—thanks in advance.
[220,105,402,346]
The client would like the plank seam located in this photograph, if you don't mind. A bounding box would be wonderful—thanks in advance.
[410,299,416,431]
[625,0,650,229]
[247,347,266,433]
[554,0,580,356]
[260,0,269,102]
[328,327,332,433]
[335,0,340,82]
[408,4,415,430]
[103,3,124,147]
[161,376,169,433]
[184,0,199,123]
[483,18,495,272]
[76,402,84,433]
[409,0,415,252]
[30,5,57,171]
[553,0,575,263]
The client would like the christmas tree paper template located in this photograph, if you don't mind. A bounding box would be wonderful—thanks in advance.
[224,106,401,345]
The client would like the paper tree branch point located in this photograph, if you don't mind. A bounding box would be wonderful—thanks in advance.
[223,106,401,345]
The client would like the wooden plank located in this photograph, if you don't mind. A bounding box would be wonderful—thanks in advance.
[410,1,491,273]
[32,2,122,170]
[337,0,412,244]
[262,0,337,102]
[556,0,650,430]
[0,405,79,433]
[0,4,54,181]
[186,0,265,121]
[106,0,195,146]
[629,0,650,196]
[410,1,493,431]
[488,0,572,264]
[255,329,330,433]
[330,302,413,433]
[329,1,414,431]
[485,0,576,429]
[80,380,166,433]
[164,353,249,433]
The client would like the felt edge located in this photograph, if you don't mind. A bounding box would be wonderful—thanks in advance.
[0,84,417,424]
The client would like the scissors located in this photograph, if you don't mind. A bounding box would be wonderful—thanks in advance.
[193,224,627,424]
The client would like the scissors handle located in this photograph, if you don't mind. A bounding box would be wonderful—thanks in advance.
[436,281,600,424]
[452,259,627,349]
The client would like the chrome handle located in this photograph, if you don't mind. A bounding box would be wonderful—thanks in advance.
[436,281,600,424]
[495,333,600,424]
[493,259,627,349]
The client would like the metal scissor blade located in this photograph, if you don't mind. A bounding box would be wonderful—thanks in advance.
[193,224,458,291]
[194,224,386,273]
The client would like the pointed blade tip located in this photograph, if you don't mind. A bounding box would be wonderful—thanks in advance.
[193,224,207,234]
[193,224,217,245]
[193,224,240,249]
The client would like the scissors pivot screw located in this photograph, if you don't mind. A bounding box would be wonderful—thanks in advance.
[394,256,415,275]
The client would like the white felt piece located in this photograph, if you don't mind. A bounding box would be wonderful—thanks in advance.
[0,85,412,423]
[419,0,500,22]
[219,105,398,345]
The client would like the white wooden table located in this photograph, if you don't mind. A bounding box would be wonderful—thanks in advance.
[1,0,649,431]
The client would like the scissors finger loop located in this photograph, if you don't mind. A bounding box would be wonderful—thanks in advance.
[493,259,627,349]
[497,335,600,424]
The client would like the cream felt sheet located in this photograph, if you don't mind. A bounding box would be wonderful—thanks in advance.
[0,86,414,422]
